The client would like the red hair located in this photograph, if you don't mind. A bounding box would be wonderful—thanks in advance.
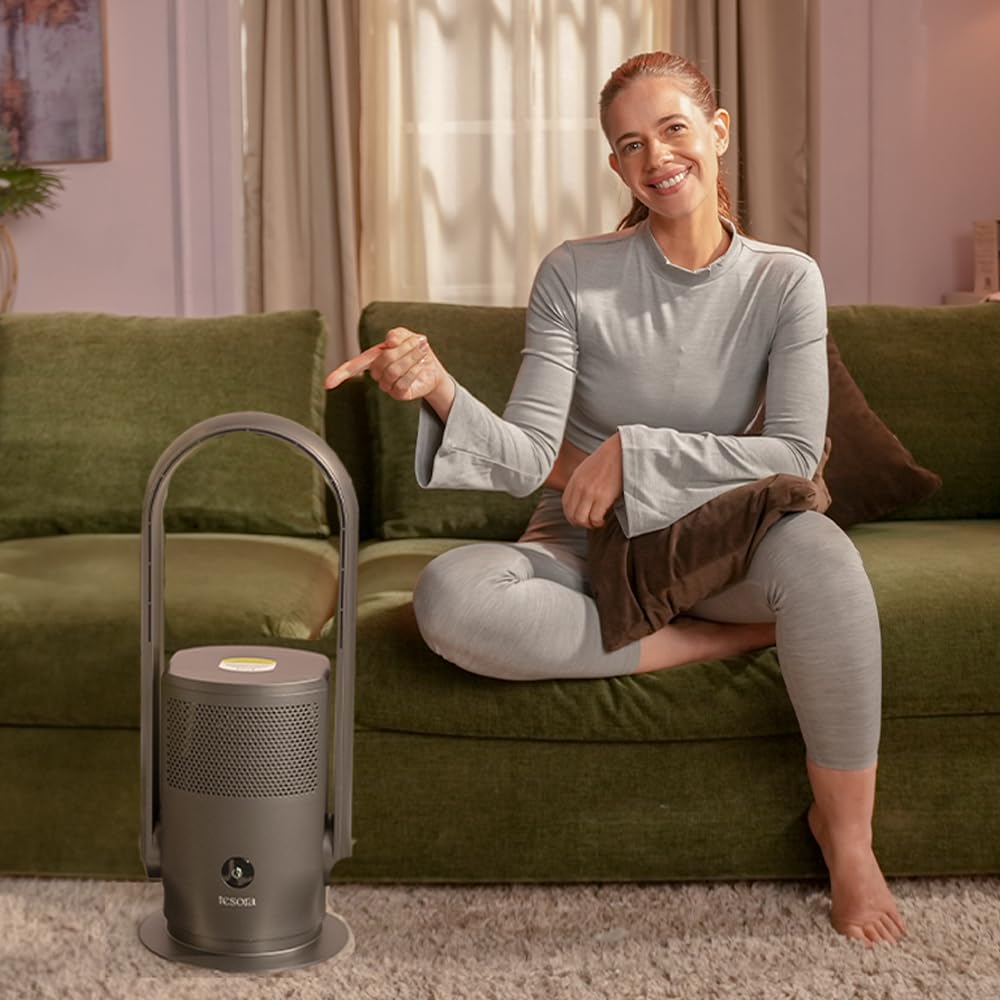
[599,51,741,232]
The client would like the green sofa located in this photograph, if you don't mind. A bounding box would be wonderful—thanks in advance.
[1,302,998,883]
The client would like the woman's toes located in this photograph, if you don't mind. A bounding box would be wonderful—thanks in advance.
[848,915,903,947]
[843,923,868,945]
[875,919,897,944]
[862,923,882,946]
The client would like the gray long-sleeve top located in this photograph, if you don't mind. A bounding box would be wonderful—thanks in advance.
[415,219,829,538]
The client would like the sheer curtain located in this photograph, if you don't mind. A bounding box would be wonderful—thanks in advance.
[242,0,811,325]
[243,0,362,365]
[360,0,664,306]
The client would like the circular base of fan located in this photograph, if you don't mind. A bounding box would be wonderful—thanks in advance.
[138,910,353,973]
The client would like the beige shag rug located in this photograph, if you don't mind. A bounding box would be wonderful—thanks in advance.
[1,876,998,999]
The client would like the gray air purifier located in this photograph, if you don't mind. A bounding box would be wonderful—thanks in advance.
[137,412,358,973]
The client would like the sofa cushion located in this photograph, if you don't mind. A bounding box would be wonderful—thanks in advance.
[850,519,1000,717]
[0,534,339,728]
[359,301,540,539]
[751,337,943,527]
[821,336,942,526]
[357,589,796,742]
[351,522,1000,742]
[359,302,999,538]
[0,310,329,539]
[828,304,1000,520]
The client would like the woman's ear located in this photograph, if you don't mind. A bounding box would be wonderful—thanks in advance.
[713,109,731,155]
[608,151,623,182]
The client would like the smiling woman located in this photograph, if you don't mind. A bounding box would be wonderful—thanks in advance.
[599,51,738,259]
[329,49,906,949]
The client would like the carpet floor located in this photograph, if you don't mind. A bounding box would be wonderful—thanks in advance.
[1,876,998,999]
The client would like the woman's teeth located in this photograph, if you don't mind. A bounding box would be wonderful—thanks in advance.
[652,169,689,190]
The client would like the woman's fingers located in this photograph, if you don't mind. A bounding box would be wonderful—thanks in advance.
[560,434,622,528]
[374,335,434,399]
[324,344,385,389]
[561,482,610,528]
[570,506,608,529]
[324,327,432,395]
[324,325,446,404]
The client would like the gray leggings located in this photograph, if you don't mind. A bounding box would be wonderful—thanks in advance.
[413,500,881,771]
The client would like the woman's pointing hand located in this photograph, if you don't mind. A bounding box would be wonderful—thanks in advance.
[325,326,455,419]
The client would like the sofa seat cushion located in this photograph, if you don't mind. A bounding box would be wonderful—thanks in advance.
[0,534,339,728]
[353,521,1000,742]
[850,519,1000,719]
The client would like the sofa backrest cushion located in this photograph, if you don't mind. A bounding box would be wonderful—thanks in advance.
[358,300,998,540]
[359,301,540,539]
[0,310,330,539]
[748,335,943,527]
[829,304,999,521]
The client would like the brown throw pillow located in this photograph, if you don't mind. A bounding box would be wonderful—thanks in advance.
[752,336,942,528]
[588,441,832,652]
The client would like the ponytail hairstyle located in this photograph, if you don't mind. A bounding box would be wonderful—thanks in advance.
[599,51,742,233]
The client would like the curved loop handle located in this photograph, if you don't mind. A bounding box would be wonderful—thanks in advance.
[139,412,358,879]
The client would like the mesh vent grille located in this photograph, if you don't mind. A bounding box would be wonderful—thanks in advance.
[164,698,320,798]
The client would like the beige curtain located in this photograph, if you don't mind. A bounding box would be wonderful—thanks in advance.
[242,0,808,328]
[360,0,663,307]
[243,0,362,366]
[666,0,810,250]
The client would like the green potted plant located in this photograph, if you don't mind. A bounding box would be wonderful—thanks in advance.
[0,162,64,219]
[0,135,64,311]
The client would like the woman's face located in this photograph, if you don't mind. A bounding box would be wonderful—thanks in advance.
[605,76,729,229]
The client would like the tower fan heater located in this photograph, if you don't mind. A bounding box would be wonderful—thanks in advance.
[137,412,358,973]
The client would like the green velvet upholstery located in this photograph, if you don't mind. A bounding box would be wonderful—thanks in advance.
[0,534,338,728]
[1,302,998,886]
[324,374,377,541]
[348,520,1000,741]
[852,520,1000,717]
[7,520,994,739]
[335,715,1000,882]
[3,718,998,882]
[0,310,329,539]
[359,301,1000,537]
[828,304,1000,520]
[359,301,540,539]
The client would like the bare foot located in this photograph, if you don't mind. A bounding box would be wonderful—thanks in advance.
[808,803,907,946]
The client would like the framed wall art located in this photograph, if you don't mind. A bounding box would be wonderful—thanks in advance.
[0,0,108,164]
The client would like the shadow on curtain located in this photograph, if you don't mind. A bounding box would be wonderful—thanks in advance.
[243,0,362,367]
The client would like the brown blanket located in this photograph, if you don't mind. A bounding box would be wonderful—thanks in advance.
[587,438,832,652]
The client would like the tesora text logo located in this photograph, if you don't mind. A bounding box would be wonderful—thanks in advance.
[218,895,257,907]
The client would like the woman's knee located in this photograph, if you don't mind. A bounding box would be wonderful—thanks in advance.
[750,511,871,604]
[414,544,500,641]
[412,543,533,676]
